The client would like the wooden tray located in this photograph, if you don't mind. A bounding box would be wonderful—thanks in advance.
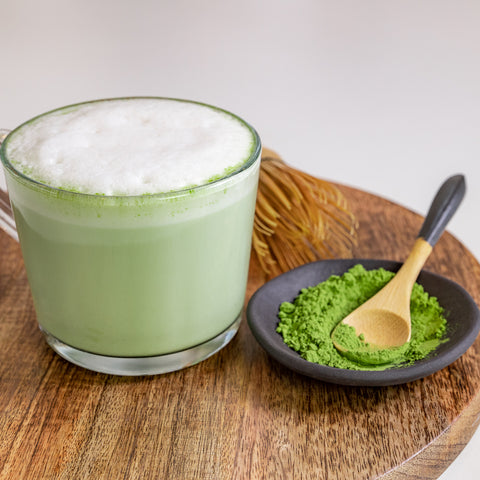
[1,183,479,479]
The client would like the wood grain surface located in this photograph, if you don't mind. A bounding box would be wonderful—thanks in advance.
[1,183,480,480]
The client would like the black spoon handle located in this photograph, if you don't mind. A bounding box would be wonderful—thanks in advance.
[417,174,466,247]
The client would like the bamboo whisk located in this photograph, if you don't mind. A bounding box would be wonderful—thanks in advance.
[253,148,358,277]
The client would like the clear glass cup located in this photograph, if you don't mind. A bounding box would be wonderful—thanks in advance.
[0,98,261,375]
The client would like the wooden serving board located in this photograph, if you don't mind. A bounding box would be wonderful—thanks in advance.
[1,183,480,480]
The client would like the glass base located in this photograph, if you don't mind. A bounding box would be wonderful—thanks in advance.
[40,313,241,376]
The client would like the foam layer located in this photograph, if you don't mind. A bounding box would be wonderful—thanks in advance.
[5,98,256,196]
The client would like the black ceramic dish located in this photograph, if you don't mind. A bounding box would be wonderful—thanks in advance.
[246,258,480,387]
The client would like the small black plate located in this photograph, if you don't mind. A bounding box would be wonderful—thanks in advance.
[246,259,480,386]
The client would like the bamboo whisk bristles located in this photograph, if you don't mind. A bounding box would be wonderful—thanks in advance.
[253,149,357,277]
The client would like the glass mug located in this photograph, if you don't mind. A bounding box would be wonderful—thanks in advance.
[0,99,261,375]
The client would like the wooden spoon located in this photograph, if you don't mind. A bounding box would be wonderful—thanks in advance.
[331,175,466,360]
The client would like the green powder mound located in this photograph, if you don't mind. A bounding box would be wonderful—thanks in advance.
[276,264,447,371]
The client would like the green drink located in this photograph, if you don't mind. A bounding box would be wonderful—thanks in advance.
[0,98,261,375]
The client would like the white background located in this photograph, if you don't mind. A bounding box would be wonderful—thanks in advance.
[1,1,479,478]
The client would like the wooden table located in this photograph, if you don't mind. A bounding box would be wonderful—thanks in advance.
[1,183,480,479]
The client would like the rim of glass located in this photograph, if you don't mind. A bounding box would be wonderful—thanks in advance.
[0,96,262,199]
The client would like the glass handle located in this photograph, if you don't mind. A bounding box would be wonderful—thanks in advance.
[0,129,19,242]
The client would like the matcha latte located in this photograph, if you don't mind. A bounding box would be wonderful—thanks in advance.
[0,98,261,375]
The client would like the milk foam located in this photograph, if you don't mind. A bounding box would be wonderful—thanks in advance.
[5,98,256,196]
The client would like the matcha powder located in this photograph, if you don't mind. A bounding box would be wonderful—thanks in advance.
[277,264,447,371]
